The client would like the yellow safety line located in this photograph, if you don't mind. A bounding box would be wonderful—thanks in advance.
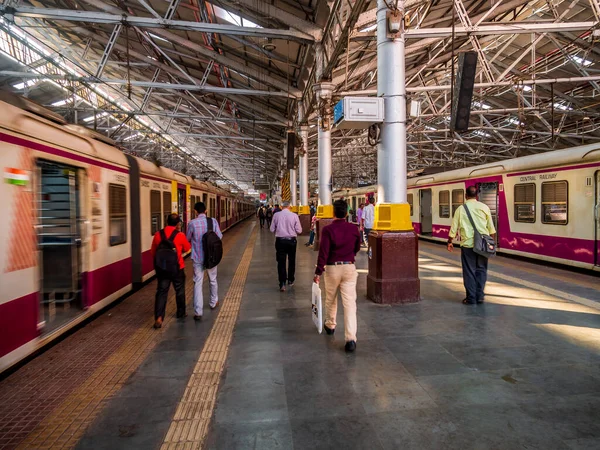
[16,226,250,450]
[420,249,600,311]
[160,228,257,450]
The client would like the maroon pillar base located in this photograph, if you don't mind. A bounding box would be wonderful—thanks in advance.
[367,230,420,304]
[313,218,335,252]
[298,214,311,236]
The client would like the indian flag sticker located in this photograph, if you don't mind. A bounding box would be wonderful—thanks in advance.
[4,168,29,186]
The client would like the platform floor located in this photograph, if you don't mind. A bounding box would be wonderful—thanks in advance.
[1,218,600,450]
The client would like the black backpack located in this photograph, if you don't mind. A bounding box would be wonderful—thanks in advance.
[154,229,180,277]
[266,208,273,218]
[203,217,223,269]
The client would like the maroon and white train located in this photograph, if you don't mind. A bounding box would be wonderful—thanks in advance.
[0,95,254,373]
[335,143,600,271]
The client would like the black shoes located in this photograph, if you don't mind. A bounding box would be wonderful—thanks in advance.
[324,325,335,335]
[176,312,187,319]
[287,281,294,287]
[345,341,356,352]
[194,315,202,321]
[462,298,476,305]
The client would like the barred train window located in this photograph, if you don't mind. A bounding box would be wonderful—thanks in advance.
[109,184,127,246]
[150,190,161,234]
[439,190,450,218]
[163,191,172,225]
[514,183,535,223]
[452,189,464,216]
[542,181,568,225]
[407,193,413,216]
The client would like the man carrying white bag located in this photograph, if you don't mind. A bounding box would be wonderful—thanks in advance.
[312,282,323,334]
[313,200,361,352]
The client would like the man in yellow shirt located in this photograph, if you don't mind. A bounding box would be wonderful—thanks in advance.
[447,186,496,304]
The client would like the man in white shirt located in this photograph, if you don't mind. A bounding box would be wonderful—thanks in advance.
[361,196,375,244]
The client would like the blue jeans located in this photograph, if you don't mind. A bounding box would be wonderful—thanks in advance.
[307,230,315,245]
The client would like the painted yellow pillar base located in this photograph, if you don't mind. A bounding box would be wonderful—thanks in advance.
[290,206,299,213]
[316,204,334,219]
[298,205,310,215]
[373,203,413,231]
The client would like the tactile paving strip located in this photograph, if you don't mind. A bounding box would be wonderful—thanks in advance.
[160,229,257,450]
[11,225,251,450]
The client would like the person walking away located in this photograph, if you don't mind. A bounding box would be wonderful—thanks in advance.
[258,206,266,229]
[270,201,302,291]
[362,197,375,245]
[305,214,318,247]
[273,204,282,215]
[265,206,273,228]
[151,214,191,329]
[187,202,223,320]
[447,185,496,304]
[356,203,365,247]
[314,200,361,352]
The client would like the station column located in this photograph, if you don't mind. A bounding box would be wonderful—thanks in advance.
[367,0,420,303]
[312,82,335,250]
[290,167,298,209]
[297,101,311,234]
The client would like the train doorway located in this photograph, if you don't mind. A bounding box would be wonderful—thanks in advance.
[37,161,83,334]
[177,187,187,231]
[477,182,499,243]
[420,189,432,234]
[595,171,600,267]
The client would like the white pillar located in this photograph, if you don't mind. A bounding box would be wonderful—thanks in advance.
[290,168,297,206]
[299,127,309,206]
[312,82,334,207]
[377,0,407,204]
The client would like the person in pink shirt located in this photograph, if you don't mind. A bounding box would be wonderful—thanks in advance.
[270,201,302,291]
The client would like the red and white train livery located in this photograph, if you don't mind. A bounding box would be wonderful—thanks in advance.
[334,143,600,271]
[0,96,254,373]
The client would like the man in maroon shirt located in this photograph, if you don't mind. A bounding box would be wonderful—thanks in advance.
[151,213,192,329]
[314,199,361,352]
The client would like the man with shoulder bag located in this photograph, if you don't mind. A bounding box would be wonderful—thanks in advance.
[447,186,496,305]
[151,214,192,328]
[187,202,223,320]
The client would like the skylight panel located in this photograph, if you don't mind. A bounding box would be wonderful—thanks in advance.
[472,101,491,110]
[570,55,592,67]
[213,5,261,28]
[553,102,572,111]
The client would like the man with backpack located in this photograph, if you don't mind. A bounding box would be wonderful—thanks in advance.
[151,213,192,329]
[265,205,273,228]
[257,206,266,229]
[187,202,223,320]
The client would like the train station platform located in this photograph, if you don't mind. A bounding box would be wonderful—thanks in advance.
[1,218,600,450]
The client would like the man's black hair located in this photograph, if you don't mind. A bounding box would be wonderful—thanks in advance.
[368,196,375,204]
[466,186,477,198]
[195,202,207,214]
[167,213,181,226]
[333,199,347,219]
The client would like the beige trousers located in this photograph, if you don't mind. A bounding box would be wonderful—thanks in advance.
[324,264,358,342]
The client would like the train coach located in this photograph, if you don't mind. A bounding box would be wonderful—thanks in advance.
[334,143,600,271]
[0,95,254,373]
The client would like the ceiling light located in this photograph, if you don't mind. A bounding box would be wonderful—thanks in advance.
[359,24,377,32]
[262,38,276,52]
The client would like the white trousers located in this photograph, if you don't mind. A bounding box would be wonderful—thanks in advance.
[193,262,218,316]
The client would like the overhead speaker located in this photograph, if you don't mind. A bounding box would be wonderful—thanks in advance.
[286,131,296,170]
[450,51,478,132]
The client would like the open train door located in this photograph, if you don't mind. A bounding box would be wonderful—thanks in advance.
[36,161,84,333]
[595,171,600,267]
[216,195,221,226]
[420,189,432,234]
[477,182,499,245]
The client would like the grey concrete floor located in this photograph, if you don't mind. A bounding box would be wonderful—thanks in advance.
[205,230,600,450]
[74,220,600,450]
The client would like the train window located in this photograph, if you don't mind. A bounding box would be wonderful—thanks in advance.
[439,190,450,218]
[542,181,568,225]
[163,191,172,225]
[109,184,127,246]
[514,183,536,223]
[407,193,413,216]
[452,189,464,216]
[150,190,161,234]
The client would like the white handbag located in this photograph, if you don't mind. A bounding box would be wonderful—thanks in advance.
[311,282,323,334]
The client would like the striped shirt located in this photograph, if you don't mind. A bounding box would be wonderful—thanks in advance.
[186,214,223,264]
